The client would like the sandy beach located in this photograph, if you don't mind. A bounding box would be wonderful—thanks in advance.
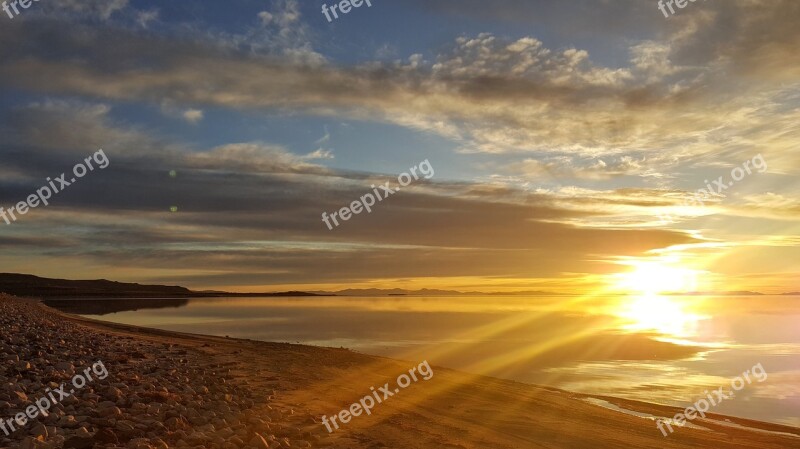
[1,294,798,449]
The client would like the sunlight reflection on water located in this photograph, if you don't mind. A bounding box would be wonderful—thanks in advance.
[78,295,800,427]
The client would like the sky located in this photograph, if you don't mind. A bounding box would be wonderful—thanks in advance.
[0,0,798,293]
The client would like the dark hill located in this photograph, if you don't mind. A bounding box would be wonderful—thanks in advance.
[0,273,193,298]
[0,273,327,298]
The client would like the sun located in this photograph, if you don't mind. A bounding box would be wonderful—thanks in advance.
[610,261,706,337]
[613,262,700,295]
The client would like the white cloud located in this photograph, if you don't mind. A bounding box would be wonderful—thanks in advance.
[302,149,334,160]
[160,101,204,124]
[137,9,159,28]
[182,109,204,124]
[514,155,647,181]
[186,143,331,175]
[244,0,324,65]
[258,11,274,26]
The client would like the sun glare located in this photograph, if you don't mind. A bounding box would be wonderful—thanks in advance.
[614,262,700,295]
[618,294,702,337]
[610,262,706,337]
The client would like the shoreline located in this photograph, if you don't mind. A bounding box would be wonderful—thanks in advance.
[2,294,798,448]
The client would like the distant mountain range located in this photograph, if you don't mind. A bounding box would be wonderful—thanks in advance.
[666,291,765,296]
[312,288,562,296]
[0,273,796,299]
[315,288,788,297]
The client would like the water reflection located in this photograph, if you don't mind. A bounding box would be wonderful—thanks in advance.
[53,295,800,427]
[616,294,706,338]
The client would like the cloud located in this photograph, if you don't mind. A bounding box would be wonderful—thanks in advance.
[182,109,204,124]
[432,34,633,88]
[733,193,800,220]
[185,142,332,175]
[513,155,648,181]
[2,4,798,176]
[242,0,325,65]
[309,125,334,160]
[302,149,334,160]
[160,101,204,124]
[0,101,699,288]
[3,9,796,187]
[258,11,274,26]
[314,126,331,146]
[137,9,159,29]
[50,0,128,20]
[0,99,154,158]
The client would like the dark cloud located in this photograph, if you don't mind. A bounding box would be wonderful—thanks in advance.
[0,102,696,287]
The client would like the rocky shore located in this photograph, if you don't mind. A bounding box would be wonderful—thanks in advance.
[2,293,798,449]
[0,295,316,449]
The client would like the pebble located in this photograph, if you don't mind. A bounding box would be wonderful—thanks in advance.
[0,296,313,449]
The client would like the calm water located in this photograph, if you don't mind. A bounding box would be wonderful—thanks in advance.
[77,295,800,427]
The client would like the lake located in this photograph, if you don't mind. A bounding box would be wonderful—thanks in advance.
[67,295,800,427]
